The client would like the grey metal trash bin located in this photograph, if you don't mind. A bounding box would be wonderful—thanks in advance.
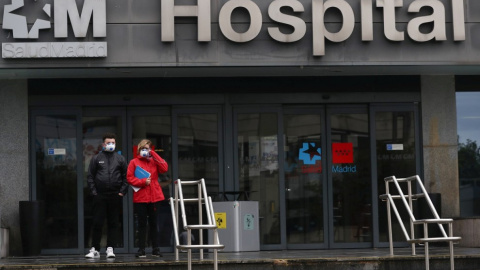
[210,201,260,252]
[0,227,8,258]
[19,201,45,256]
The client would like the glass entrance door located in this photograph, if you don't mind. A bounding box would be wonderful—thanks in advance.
[235,106,283,249]
[32,103,418,254]
[172,106,223,247]
[31,109,82,253]
[282,106,373,249]
[327,106,372,248]
[283,108,326,249]
[82,107,127,253]
[281,105,418,249]
[373,104,419,246]
[128,107,172,253]
[236,105,372,249]
[82,107,174,254]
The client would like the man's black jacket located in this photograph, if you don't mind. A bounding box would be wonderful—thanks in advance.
[87,151,128,195]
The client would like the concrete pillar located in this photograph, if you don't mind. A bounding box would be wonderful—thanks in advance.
[0,80,29,256]
[421,75,459,217]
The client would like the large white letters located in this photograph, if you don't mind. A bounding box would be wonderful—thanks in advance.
[312,0,354,56]
[54,0,106,38]
[267,0,306,43]
[219,0,262,42]
[377,0,404,41]
[361,0,373,41]
[4,0,466,58]
[159,0,466,56]
[408,0,446,42]
[161,0,211,42]
[452,0,466,40]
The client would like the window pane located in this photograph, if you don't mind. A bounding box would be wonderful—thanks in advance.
[177,113,219,245]
[35,115,78,248]
[177,114,218,191]
[375,111,416,242]
[237,113,280,245]
[284,114,324,244]
[331,113,371,243]
[457,92,480,217]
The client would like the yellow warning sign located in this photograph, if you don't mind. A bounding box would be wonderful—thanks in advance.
[215,212,226,229]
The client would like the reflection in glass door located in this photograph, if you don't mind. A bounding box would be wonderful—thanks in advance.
[129,108,172,252]
[82,107,174,253]
[173,107,222,245]
[374,107,418,244]
[236,110,281,247]
[33,113,80,251]
[328,108,372,247]
[284,112,325,248]
[82,108,126,252]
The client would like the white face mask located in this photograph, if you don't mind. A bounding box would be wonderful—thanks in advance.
[104,142,116,152]
[140,149,150,157]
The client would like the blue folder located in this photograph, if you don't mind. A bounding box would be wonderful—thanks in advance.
[132,166,151,192]
[135,166,151,179]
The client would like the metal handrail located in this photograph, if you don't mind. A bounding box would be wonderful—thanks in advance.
[170,178,224,270]
[380,175,460,270]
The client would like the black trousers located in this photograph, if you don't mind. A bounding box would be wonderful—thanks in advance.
[135,201,161,249]
[91,194,123,251]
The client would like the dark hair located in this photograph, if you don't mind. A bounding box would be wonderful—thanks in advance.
[103,132,116,142]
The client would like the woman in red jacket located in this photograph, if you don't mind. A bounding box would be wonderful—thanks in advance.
[127,139,168,258]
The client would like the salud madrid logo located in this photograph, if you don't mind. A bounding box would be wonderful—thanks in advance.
[297,142,358,174]
[2,0,107,58]
[3,0,51,39]
[299,142,322,174]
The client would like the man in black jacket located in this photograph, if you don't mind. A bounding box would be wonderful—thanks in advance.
[85,133,128,259]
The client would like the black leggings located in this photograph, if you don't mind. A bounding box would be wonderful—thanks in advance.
[135,201,161,249]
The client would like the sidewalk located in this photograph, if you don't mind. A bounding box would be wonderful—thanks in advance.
[1,247,480,270]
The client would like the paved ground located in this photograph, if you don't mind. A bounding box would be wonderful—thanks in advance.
[1,246,480,269]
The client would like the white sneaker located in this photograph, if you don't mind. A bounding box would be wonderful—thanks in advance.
[106,247,115,258]
[85,247,100,259]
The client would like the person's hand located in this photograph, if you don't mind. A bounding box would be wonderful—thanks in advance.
[146,177,151,186]
[118,193,124,197]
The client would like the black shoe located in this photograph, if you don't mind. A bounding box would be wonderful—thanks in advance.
[152,247,163,257]
[135,248,146,258]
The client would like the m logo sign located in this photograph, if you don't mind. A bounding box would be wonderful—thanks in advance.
[332,143,354,164]
[2,0,107,58]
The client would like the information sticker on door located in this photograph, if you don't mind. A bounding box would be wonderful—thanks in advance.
[386,144,404,151]
[215,212,226,229]
[244,214,254,230]
[47,148,66,155]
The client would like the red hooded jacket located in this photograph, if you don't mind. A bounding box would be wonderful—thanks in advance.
[127,150,168,203]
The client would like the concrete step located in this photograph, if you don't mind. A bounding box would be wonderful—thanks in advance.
[2,248,480,270]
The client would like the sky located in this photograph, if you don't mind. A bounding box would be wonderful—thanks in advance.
[456,92,480,145]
